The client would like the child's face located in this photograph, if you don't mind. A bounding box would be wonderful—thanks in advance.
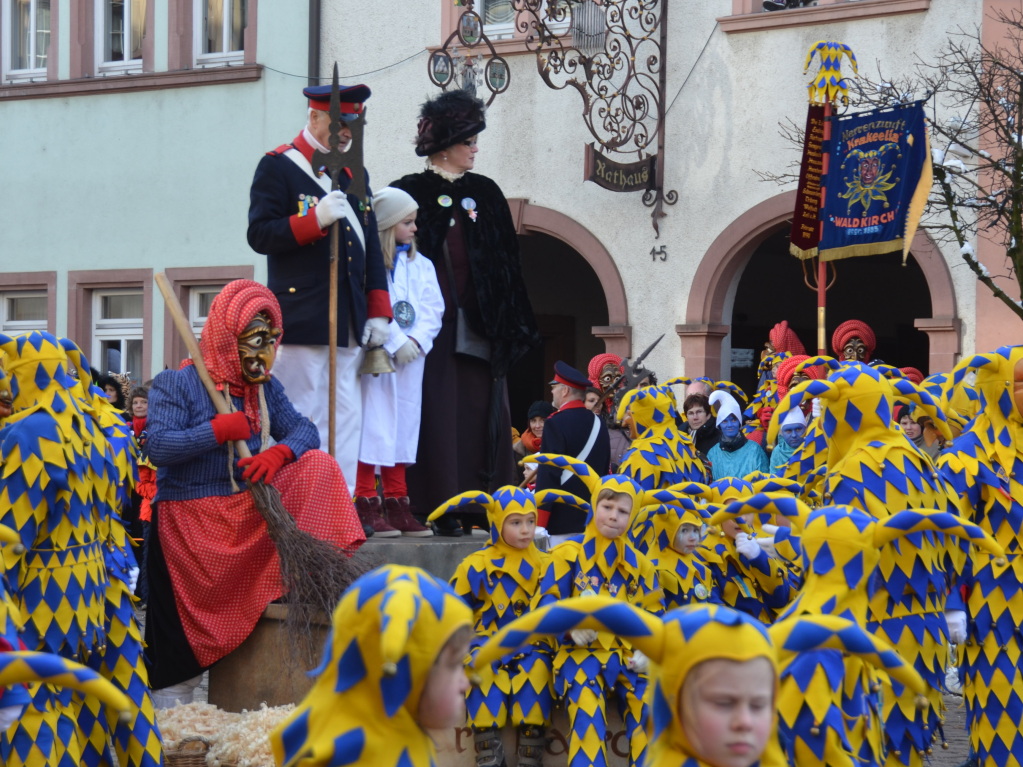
[394,215,417,245]
[104,384,119,404]
[720,515,749,541]
[673,523,701,555]
[593,495,633,539]
[417,629,470,730]
[681,657,774,767]
[528,416,545,439]
[501,512,537,549]
[584,391,602,413]
[131,397,148,418]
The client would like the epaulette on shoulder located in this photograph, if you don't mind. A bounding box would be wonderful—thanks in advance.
[266,144,293,157]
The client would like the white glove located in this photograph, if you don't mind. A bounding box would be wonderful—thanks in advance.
[394,339,421,366]
[361,317,390,347]
[811,397,821,419]
[627,649,649,674]
[735,532,762,561]
[945,610,968,644]
[128,566,140,593]
[0,704,23,731]
[315,190,351,229]
[570,629,598,646]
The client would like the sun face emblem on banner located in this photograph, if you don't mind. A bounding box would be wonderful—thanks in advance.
[838,143,900,214]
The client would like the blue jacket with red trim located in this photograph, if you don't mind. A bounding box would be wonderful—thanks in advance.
[247,131,391,347]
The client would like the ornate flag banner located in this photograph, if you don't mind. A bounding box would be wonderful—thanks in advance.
[790,103,828,259]
[818,100,931,262]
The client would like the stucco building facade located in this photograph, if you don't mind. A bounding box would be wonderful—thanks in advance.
[2,0,1019,406]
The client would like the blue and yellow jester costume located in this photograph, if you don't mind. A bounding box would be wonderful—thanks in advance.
[672,476,799,624]
[0,331,161,767]
[58,339,163,767]
[428,487,553,767]
[615,385,706,490]
[270,565,473,767]
[769,358,967,767]
[529,453,664,767]
[717,493,1004,767]
[635,497,720,610]
[938,345,1023,767]
[475,596,920,767]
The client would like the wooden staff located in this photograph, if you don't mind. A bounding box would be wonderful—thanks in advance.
[311,64,368,457]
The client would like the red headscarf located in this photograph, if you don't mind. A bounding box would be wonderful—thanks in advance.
[587,353,623,387]
[775,354,826,398]
[900,366,924,384]
[831,319,876,362]
[768,320,806,356]
[196,280,284,433]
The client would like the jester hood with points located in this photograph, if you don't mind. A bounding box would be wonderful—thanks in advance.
[270,565,472,767]
[0,332,119,657]
[616,385,706,489]
[429,485,546,594]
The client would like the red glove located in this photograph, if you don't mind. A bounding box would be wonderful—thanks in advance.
[211,412,252,444]
[238,444,294,484]
[758,406,775,430]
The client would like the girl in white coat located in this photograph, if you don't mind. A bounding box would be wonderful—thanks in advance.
[354,187,444,537]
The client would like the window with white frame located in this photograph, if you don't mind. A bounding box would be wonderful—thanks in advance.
[3,0,51,83]
[93,289,143,380]
[477,0,514,38]
[0,291,47,334]
[195,0,246,67]
[96,0,146,75]
[188,285,221,336]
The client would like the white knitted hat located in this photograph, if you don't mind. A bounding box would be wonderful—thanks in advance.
[373,187,419,232]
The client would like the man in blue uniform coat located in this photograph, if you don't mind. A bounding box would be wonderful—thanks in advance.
[247,83,392,487]
[535,361,611,539]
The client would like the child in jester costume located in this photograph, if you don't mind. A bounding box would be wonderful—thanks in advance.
[428,487,553,767]
[0,331,162,767]
[615,384,706,490]
[636,496,720,609]
[474,596,922,767]
[715,493,1004,767]
[938,345,1023,767]
[59,338,164,767]
[768,358,967,767]
[270,565,473,767]
[529,453,665,767]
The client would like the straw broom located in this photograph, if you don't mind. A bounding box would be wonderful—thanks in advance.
[155,273,370,646]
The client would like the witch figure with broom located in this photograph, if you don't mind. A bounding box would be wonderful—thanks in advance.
[143,279,366,707]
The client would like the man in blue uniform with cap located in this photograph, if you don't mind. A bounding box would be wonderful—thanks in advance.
[247,83,392,491]
[534,360,611,539]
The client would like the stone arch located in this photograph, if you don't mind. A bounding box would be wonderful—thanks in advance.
[676,190,960,377]
[508,198,631,357]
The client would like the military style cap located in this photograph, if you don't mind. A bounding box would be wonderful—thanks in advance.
[549,360,591,390]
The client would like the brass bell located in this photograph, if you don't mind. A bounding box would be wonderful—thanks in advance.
[358,346,396,377]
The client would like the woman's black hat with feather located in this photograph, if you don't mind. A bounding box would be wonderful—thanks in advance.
[415,89,487,157]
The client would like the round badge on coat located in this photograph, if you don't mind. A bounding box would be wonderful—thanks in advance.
[393,300,416,329]
[438,195,453,208]
[694,583,709,600]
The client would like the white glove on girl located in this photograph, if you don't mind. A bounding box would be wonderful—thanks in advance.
[627,649,650,673]
[735,532,762,561]
[394,339,421,366]
[570,629,598,646]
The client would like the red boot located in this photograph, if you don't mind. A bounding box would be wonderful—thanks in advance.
[384,496,434,537]
[355,496,400,538]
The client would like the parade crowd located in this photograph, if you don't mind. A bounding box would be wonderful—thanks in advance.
[0,82,1020,767]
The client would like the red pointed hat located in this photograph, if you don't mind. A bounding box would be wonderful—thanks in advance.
[831,319,876,361]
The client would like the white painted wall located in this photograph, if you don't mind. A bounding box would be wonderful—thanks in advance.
[322,0,981,377]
